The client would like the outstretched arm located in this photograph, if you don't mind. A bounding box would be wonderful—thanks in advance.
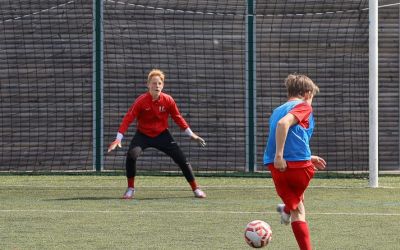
[108,102,138,153]
[168,97,206,147]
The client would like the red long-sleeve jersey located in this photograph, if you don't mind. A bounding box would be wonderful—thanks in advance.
[118,92,189,138]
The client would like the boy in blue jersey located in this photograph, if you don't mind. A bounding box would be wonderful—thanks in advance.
[263,74,326,250]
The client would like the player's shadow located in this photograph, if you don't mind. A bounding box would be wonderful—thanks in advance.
[45,195,195,201]
[135,195,194,201]
[44,197,121,201]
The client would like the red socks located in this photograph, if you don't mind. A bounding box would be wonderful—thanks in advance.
[291,221,312,250]
[127,177,135,188]
[189,180,198,191]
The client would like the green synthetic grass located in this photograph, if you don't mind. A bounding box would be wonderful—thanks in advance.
[1,175,399,249]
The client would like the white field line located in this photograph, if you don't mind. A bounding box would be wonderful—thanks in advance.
[0,184,399,189]
[1,209,400,216]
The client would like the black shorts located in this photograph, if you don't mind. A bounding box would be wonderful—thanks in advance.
[128,129,180,152]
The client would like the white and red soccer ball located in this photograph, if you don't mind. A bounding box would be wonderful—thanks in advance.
[244,220,272,248]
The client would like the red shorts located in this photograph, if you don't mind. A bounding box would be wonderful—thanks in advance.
[268,164,315,211]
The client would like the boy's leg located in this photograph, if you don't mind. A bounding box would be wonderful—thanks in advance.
[291,221,312,250]
[269,165,295,224]
[125,146,143,185]
[286,167,313,250]
[154,130,205,198]
[123,132,147,199]
[269,165,313,249]
[123,151,138,199]
[291,202,311,250]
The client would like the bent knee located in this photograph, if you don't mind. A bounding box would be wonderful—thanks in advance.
[290,203,306,221]
[128,147,142,160]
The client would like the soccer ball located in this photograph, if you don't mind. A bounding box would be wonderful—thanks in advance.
[244,220,272,248]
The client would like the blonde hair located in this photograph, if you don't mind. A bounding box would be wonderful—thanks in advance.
[147,69,165,83]
[284,74,319,97]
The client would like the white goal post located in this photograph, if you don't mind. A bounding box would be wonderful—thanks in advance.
[369,0,378,188]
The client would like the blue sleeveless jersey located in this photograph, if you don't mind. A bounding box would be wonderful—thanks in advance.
[263,100,314,165]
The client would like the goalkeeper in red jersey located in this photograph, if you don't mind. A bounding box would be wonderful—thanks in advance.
[263,74,326,250]
[108,69,207,199]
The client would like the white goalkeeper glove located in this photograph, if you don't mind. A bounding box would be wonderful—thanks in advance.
[107,133,123,152]
[185,128,206,147]
[193,135,206,147]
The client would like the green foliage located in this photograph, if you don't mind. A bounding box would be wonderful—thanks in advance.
[1,176,399,249]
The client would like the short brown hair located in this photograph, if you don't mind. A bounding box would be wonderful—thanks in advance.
[284,74,319,97]
[147,69,165,83]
